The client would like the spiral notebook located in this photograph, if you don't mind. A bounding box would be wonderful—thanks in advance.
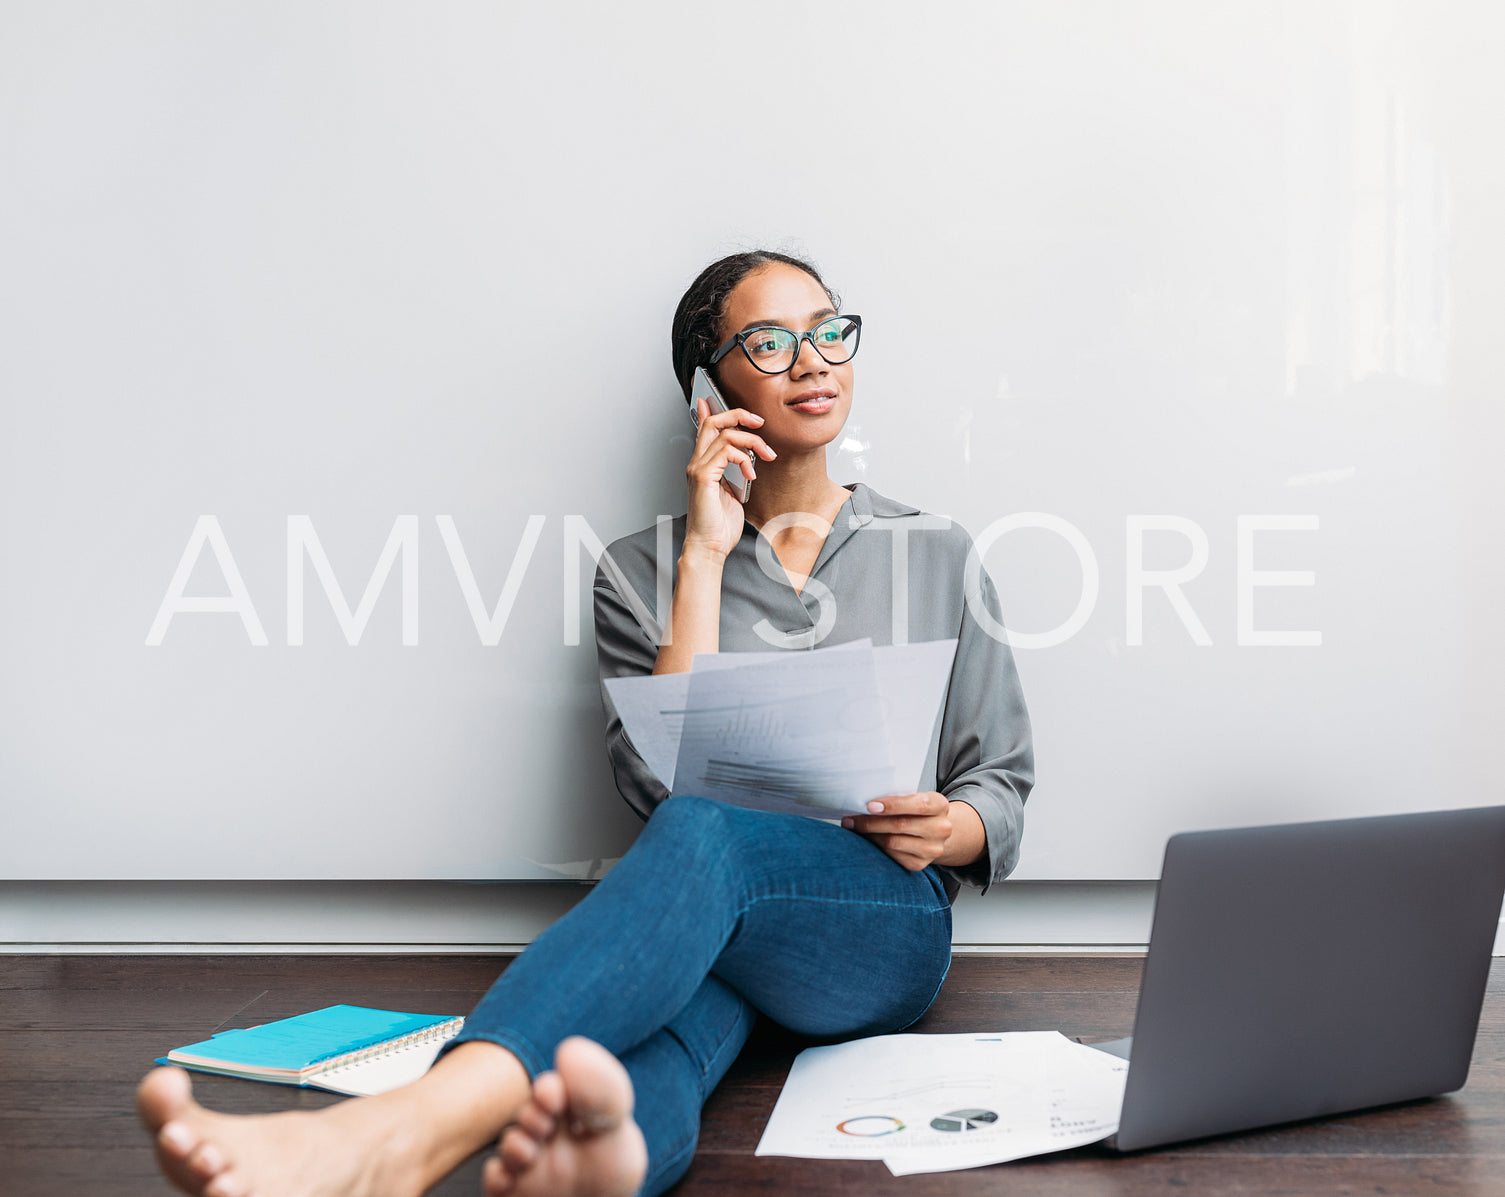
[160,1005,466,1097]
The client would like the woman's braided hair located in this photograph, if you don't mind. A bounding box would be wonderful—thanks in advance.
[670,250,841,405]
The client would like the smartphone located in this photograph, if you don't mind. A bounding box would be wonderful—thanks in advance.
[690,365,752,504]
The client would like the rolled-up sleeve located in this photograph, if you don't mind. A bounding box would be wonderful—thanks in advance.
[592,559,668,822]
[933,554,1035,896]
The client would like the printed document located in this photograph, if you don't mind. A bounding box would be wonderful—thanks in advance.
[756,1031,1127,1176]
[603,638,957,818]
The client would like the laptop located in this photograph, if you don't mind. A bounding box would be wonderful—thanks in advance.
[1090,804,1505,1152]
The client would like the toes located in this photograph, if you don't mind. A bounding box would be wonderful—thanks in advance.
[137,1066,195,1132]
[554,1036,635,1131]
[487,1041,647,1197]
[204,1170,251,1197]
[499,1124,541,1172]
[531,1069,566,1118]
[185,1140,228,1181]
[512,1101,558,1142]
[158,1119,202,1162]
[482,1153,514,1196]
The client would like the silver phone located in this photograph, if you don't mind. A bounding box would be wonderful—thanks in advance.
[690,366,752,504]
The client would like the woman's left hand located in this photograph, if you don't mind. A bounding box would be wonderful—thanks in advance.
[842,791,956,871]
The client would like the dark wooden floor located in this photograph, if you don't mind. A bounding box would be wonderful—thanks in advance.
[2,954,1502,1196]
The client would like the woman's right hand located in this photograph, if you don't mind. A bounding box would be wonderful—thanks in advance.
[683,397,776,560]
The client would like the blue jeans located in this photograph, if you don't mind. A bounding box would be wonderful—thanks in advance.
[440,794,954,1196]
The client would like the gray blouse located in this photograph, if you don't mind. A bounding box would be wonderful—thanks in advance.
[591,481,1034,901]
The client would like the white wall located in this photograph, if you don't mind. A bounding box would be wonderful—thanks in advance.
[4,2,1504,935]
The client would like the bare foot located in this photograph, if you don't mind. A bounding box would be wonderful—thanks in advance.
[137,1064,451,1197]
[482,1037,648,1197]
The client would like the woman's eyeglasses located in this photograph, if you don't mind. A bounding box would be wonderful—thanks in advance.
[708,314,862,376]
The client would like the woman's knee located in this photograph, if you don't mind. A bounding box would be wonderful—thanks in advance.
[730,900,953,1040]
[648,792,727,832]
[641,794,738,863]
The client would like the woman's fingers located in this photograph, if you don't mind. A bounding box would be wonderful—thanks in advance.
[701,401,765,430]
[694,399,765,448]
[683,398,769,553]
[847,815,917,835]
[719,427,778,457]
[688,400,775,493]
[870,833,939,871]
[864,792,948,818]
[843,792,953,870]
[841,792,950,833]
[688,445,753,487]
[692,415,770,472]
[689,432,776,489]
[694,427,777,470]
[849,815,954,843]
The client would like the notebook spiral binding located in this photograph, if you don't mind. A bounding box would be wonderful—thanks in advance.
[311,1016,466,1077]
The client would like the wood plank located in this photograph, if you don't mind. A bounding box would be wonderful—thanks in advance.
[673,1152,1505,1195]
[1,956,1500,1197]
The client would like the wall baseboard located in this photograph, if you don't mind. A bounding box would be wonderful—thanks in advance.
[0,942,1153,956]
[2,881,1501,955]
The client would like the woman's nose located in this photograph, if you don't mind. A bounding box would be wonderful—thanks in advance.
[789,336,827,377]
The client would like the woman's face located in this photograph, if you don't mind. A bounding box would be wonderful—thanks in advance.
[712,263,854,451]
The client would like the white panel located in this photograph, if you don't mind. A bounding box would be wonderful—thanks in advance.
[1,2,1502,880]
[2,884,1501,956]
[0,881,1158,952]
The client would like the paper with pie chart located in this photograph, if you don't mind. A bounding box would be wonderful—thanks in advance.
[754,1030,1128,1175]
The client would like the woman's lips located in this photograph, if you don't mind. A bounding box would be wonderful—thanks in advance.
[789,395,835,414]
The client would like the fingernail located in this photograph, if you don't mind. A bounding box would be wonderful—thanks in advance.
[160,1121,194,1152]
[867,800,884,814]
[841,817,854,829]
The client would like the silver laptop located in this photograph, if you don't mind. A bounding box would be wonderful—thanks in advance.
[1091,805,1505,1152]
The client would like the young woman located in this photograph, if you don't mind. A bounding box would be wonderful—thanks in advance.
[136,250,1034,1197]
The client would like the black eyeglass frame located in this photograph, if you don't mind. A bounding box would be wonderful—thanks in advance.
[707,314,863,376]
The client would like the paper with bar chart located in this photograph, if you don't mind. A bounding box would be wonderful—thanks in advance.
[603,638,957,818]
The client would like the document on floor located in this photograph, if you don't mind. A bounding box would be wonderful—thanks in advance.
[602,638,957,819]
[755,1031,1127,1176]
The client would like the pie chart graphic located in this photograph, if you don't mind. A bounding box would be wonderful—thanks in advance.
[836,1115,905,1137]
[930,1108,999,1133]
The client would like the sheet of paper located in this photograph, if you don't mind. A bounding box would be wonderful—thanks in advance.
[314,1028,463,1096]
[673,643,894,816]
[603,638,958,818]
[873,638,957,795]
[691,640,955,798]
[602,641,873,790]
[883,1035,1127,1175]
[686,638,871,673]
[755,1031,1126,1176]
[600,671,689,787]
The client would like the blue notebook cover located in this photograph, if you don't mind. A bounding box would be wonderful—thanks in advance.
[167,1005,457,1076]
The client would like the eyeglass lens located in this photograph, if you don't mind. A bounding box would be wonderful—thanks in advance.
[744,316,860,373]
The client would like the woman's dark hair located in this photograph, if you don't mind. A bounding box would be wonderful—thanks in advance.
[670,250,841,404]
